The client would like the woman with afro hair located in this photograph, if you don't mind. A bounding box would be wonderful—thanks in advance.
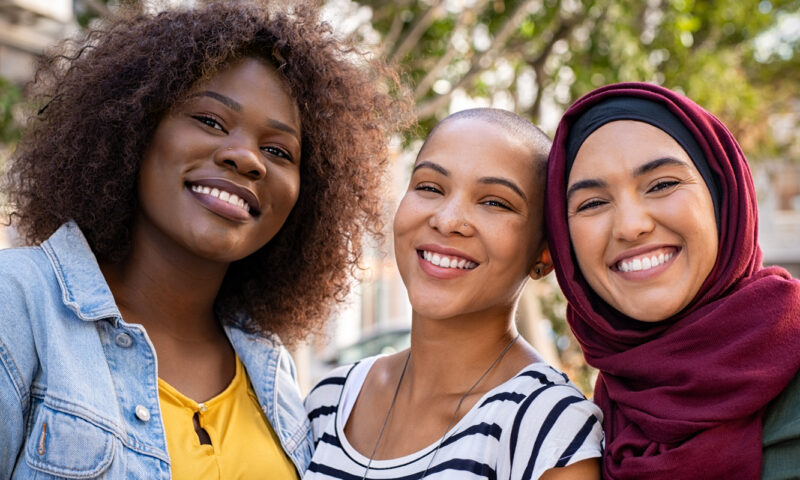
[0,1,410,478]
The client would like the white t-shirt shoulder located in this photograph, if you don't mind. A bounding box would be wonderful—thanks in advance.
[304,356,603,479]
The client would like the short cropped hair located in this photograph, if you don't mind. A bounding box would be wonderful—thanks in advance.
[420,108,551,182]
[3,1,412,344]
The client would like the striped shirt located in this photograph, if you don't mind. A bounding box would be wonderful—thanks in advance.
[304,356,603,479]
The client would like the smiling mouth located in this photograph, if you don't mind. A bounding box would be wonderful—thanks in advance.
[418,250,478,270]
[615,247,678,273]
[188,183,259,216]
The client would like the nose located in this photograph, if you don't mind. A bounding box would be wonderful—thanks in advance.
[428,195,473,236]
[612,195,655,242]
[213,137,266,179]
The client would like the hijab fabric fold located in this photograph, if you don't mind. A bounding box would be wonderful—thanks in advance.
[544,82,800,479]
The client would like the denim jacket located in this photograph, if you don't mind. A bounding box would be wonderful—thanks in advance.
[0,222,313,479]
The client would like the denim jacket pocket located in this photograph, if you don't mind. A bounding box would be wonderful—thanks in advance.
[25,404,115,478]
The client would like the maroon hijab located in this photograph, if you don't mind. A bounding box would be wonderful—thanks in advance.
[545,82,800,478]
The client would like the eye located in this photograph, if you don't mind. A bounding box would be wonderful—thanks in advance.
[414,183,442,195]
[648,180,680,193]
[575,198,608,212]
[192,115,226,133]
[481,198,512,210]
[262,146,293,162]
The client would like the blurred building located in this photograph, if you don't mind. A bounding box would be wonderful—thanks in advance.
[0,0,75,83]
[756,162,800,277]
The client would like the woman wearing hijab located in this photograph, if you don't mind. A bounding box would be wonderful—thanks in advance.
[544,82,800,479]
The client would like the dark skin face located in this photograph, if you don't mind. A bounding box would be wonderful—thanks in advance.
[136,57,302,268]
[102,58,302,407]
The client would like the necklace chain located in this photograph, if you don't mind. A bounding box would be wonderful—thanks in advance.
[360,333,520,480]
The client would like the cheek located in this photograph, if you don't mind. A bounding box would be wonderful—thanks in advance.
[568,217,604,272]
[392,196,418,242]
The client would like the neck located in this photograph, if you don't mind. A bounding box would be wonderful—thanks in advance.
[405,307,525,395]
[100,222,228,339]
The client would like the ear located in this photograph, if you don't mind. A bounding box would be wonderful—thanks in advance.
[529,245,554,280]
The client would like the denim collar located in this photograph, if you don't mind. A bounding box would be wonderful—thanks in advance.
[41,221,122,324]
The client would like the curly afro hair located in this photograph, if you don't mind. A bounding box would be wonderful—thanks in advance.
[3,1,412,345]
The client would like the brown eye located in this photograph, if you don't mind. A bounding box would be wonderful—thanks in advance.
[649,180,679,193]
[576,199,607,212]
[192,115,226,132]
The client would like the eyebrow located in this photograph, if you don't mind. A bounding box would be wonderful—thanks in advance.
[633,156,690,176]
[413,161,449,176]
[479,177,527,202]
[566,179,608,201]
[191,90,300,139]
[566,157,691,201]
[413,161,527,201]
[192,91,241,111]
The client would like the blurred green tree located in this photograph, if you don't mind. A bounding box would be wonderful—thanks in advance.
[0,77,22,146]
[342,0,799,157]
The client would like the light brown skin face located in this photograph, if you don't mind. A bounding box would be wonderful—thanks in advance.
[102,58,302,408]
[567,120,718,322]
[344,117,598,480]
[393,118,549,323]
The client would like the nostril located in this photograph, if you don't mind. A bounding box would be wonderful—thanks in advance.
[222,159,237,168]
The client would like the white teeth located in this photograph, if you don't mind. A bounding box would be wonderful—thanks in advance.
[421,250,477,270]
[617,251,675,273]
[190,184,251,213]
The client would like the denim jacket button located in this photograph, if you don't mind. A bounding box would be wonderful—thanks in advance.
[115,332,133,348]
[135,405,151,422]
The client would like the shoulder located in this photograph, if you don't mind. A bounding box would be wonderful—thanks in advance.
[0,245,52,285]
[491,363,603,477]
[763,368,800,479]
[0,246,51,416]
[0,245,54,338]
[304,361,365,416]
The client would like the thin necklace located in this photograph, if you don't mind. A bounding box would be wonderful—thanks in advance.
[360,333,520,480]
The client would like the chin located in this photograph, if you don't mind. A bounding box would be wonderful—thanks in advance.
[615,301,681,323]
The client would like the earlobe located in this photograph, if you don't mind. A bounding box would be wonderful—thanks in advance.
[530,246,554,279]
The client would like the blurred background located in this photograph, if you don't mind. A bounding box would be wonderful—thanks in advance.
[1,0,798,395]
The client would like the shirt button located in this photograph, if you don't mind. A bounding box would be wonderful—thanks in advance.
[198,403,208,413]
[115,332,133,348]
[135,405,151,422]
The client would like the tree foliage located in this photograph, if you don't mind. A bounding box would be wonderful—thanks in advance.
[343,0,800,158]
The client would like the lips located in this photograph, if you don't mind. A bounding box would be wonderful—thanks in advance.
[185,178,261,216]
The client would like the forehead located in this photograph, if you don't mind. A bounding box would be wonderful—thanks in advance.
[419,118,536,180]
[192,58,299,119]
[570,120,695,177]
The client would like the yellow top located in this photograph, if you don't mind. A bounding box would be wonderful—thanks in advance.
[158,357,298,480]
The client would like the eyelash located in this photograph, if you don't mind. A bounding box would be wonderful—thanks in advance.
[193,114,225,132]
[575,180,681,212]
[193,115,293,162]
[483,199,512,210]
[576,199,607,212]
[414,184,512,210]
[649,180,680,193]
[262,146,292,161]
[415,184,442,194]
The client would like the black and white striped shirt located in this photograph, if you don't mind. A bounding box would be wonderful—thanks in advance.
[304,356,603,479]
